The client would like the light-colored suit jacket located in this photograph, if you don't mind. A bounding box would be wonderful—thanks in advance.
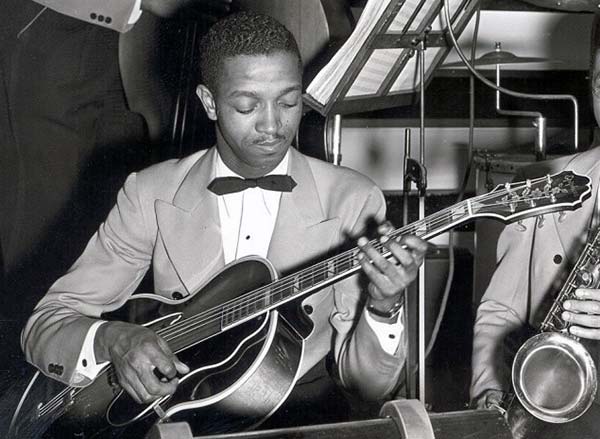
[22,147,406,400]
[471,146,600,403]
[32,0,137,32]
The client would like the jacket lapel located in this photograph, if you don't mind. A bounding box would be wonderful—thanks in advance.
[268,148,341,275]
[155,148,225,294]
[155,147,342,292]
[552,146,600,261]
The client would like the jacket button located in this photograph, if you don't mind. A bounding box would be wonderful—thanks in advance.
[553,254,563,264]
[90,13,97,20]
[303,304,313,315]
[105,17,112,24]
[172,291,184,300]
[98,15,104,22]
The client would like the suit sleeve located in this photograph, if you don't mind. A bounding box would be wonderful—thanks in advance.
[470,217,536,404]
[469,154,586,405]
[31,0,140,33]
[330,185,406,401]
[21,173,153,386]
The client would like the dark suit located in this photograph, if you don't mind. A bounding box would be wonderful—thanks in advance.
[0,1,148,318]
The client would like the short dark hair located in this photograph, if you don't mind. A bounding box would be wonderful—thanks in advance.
[199,11,302,92]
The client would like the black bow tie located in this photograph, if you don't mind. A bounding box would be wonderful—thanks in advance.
[208,175,297,195]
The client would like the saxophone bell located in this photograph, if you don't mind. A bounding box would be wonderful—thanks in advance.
[512,331,597,423]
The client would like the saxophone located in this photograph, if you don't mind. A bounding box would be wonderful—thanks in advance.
[511,227,600,423]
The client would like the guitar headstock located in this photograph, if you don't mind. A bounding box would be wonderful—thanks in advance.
[473,170,592,222]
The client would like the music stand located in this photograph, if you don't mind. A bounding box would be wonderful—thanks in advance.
[303,0,480,404]
[304,0,479,116]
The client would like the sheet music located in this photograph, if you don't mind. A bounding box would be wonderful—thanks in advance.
[389,47,439,92]
[305,0,471,108]
[389,0,465,92]
[347,48,402,97]
[389,0,423,33]
[306,0,393,104]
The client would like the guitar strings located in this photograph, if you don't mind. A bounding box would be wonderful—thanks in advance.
[35,174,579,418]
[157,179,571,347]
[38,193,483,419]
[158,186,574,346]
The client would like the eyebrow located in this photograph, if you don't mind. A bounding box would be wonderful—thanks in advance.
[228,85,302,99]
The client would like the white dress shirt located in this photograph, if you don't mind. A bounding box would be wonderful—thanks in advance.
[72,150,403,385]
[213,151,403,355]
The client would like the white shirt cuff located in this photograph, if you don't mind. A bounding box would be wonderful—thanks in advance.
[72,320,110,386]
[364,307,404,355]
[128,0,143,24]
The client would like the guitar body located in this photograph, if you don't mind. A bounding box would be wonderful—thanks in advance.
[9,258,311,438]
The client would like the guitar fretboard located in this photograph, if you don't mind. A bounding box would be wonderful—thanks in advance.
[158,170,588,349]
[220,198,478,328]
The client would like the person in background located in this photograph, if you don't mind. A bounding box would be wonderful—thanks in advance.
[0,0,230,321]
[470,13,600,439]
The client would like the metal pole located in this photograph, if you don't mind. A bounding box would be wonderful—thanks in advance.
[402,128,414,398]
[332,114,343,166]
[418,39,427,406]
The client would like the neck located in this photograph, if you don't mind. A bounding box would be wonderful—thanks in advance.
[216,149,279,180]
[215,134,288,179]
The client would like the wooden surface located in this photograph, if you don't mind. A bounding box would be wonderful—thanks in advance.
[161,409,511,439]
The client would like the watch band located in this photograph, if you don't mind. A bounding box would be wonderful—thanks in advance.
[366,297,404,319]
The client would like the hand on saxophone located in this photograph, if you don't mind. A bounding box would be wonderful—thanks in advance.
[562,288,600,339]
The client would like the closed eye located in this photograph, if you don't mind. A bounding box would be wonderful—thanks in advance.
[279,101,298,108]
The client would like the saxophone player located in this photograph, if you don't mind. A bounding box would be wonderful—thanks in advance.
[471,13,600,439]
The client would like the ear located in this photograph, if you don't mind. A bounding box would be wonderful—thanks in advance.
[196,85,217,121]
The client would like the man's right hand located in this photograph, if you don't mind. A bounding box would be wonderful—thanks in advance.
[95,321,189,403]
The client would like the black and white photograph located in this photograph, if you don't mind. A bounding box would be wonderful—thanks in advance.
[1,1,599,438]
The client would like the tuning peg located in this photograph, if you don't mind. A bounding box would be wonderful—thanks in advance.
[537,215,545,228]
[558,212,568,223]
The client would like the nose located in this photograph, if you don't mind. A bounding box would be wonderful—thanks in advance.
[255,103,281,135]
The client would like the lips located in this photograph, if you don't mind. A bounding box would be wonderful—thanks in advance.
[255,137,285,147]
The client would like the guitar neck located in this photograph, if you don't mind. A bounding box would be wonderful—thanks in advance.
[219,198,478,329]
[161,170,590,351]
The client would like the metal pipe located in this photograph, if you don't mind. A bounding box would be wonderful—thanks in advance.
[443,1,579,151]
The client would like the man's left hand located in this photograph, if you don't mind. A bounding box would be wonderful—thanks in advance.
[563,288,600,339]
[357,223,428,316]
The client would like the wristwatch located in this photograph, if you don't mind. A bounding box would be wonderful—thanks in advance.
[366,297,404,319]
